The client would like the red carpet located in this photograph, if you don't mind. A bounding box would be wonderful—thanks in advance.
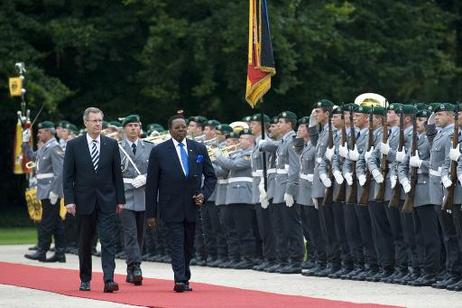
[0,262,399,308]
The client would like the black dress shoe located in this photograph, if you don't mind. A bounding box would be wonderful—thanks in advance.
[173,282,187,293]
[132,263,143,286]
[277,262,302,274]
[103,281,119,293]
[411,274,437,286]
[28,245,38,251]
[432,274,461,289]
[446,278,462,291]
[301,263,325,277]
[329,267,354,279]
[43,253,66,263]
[79,281,90,291]
[184,282,193,291]
[233,259,255,270]
[24,251,46,262]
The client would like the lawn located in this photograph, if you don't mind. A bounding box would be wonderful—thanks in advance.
[0,228,36,245]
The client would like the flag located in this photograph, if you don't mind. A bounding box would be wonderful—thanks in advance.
[9,77,23,96]
[245,0,276,108]
[13,117,24,174]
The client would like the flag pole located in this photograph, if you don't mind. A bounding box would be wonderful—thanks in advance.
[259,99,268,191]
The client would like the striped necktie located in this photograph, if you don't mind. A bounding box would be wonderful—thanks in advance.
[91,139,99,171]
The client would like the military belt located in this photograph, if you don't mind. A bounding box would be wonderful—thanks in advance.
[228,177,253,183]
[217,179,228,184]
[252,170,263,177]
[299,173,314,182]
[267,168,276,174]
[276,164,289,174]
[36,173,54,179]
[123,178,135,184]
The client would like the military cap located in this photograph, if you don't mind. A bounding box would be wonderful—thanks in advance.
[227,131,239,139]
[414,103,427,111]
[343,103,359,112]
[242,115,252,122]
[427,103,441,112]
[122,114,141,127]
[251,113,271,123]
[189,115,208,124]
[38,121,54,129]
[57,120,69,128]
[205,119,220,128]
[372,106,386,115]
[416,109,430,118]
[315,99,334,110]
[298,116,310,124]
[271,116,279,124]
[66,123,79,134]
[146,123,165,134]
[109,120,122,128]
[387,103,402,111]
[357,105,372,114]
[332,105,342,114]
[434,103,455,112]
[400,105,417,115]
[278,111,297,121]
[239,128,253,136]
[216,124,233,135]
[102,121,109,129]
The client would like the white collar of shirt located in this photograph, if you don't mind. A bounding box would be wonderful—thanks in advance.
[126,138,139,148]
[86,133,101,153]
[172,138,188,175]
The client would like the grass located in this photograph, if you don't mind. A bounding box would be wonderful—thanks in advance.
[0,227,36,245]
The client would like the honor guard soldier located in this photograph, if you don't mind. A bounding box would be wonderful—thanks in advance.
[23,121,66,263]
[214,128,256,269]
[119,115,154,285]
[187,116,207,139]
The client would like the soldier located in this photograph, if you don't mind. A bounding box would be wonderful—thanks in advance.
[23,121,66,262]
[187,116,207,139]
[56,120,70,150]
[119,114,154,285]
[214,128,256,269]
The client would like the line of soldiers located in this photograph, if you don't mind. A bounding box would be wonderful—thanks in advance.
[22,100,462,291]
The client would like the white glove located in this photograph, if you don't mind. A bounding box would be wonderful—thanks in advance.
[427,112,436,125]
[358,174,366,186]
[372,169,384,183]
[309,115,317,128]
[449,144,461,162]
[49,191,59,205]
[258,180,267,199]
[380,142,391,155]
[349,145,360,161]
[22,128,31,143]
[333,170,344,185]
[409,154,423,168]
[396,149,406,163]
[365,146,374,161]
[260,195,269,209]
[442,176,453,189]
[284,193,294,207]
[319,173,332,188]
[390,175,397,189]
[214,148,223,158]
[401,178,411,193]
[325,147,335,162]
[344,172,353,186]
[132,174,147,188]
[339,143,348,158]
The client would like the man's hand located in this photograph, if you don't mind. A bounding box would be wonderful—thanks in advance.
[22,128,31,143]
[409,154,423,168]
[260,195,269,209]
[132,175,147,188]
[390,175,397,189]
[427,112,436,125]
[66,203,76,216]
[372,169,384,183]
[333,170,344,185]
[358,174,367,186]
[147,217,157,229]
[449,144,461,162]
[401,178,411,193]
[116,204,124,214]
[349,145,360,161]
[365,146,374,161]
[319,173,332,188]
[380,141,391,155]
[284,193,294,207]
[49,192,59,205]
[325,147,335,162]
[396,149,406,163]
[339,143,348,158]
[344,172,353,186]
[193,193,205,207]
[442,176,453,189]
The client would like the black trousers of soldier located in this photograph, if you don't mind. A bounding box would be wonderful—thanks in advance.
[369,201,395,271]
[453,205,462,254]
[220,204,256,260]
[255,203,277,262]
[39,199,66,254]
[204,202,228,260]
[280,203,305,263]
[317,199,341,267]
[331,202,354,267]
[301,205,326,265]
[398,200,420,271]
[354,204,378,268]
[437,206,462,274]
[343,203,363,265]
[193,205,207,261]
[414,205,441,275]
[384,203,408,271]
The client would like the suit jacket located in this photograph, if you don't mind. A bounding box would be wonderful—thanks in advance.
[63,134,125,215]
[145,138,217,222]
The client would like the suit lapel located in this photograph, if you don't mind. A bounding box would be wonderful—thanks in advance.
[168,139,186,177]
[83,133,96,172]
[186,139,196,178]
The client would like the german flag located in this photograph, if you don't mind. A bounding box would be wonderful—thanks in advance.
[245,0,276,108]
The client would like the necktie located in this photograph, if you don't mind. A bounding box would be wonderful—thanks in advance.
[132,143,137,155]
[178,143,189,176]
[356,131,360,139]
[91,139,99,171]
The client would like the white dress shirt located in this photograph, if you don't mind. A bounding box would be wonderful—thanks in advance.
[172,138,188,175]
[86,133,101,154]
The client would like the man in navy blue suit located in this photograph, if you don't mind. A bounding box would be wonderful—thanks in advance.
[146,114,217,292]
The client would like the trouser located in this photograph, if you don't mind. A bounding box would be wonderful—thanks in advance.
[38,199,65,253]
[369,201,395,271]
[115,214,124,254]
[269,202,285,262]
[155,220,170,256]
[384,203,408,271]
[354,203,378,267]
[301,205,326,264]
[205,203,227,259]
[399,201,419,271]
[119,209,145,265]
[252,206,263,260]
[64,212,78,249]
[193,205,207,260]
[280,203,305,262]
[78,208,116,282]
[255,203,277,261]
[332,202,353,266]
[165,220,195,283]
[143,220,157,255]
[453,205,462,254]
[344,203,363,265]
[437,207,462,274]
[415,205,441,275]
[221,204,256,259]
[318,199,342,266]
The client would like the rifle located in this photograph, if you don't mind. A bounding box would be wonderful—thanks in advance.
[375,112,389,201]
[402,113,417,213]
[359,110,373,206]
[322,111,334,206]
[334,112,347,203]
[346,107,358,205]
[389,109,405,208]
[442,105,460,212]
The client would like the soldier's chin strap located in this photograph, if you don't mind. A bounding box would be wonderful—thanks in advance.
[118,144,141,175]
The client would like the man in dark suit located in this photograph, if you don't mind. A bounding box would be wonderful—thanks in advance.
[146,114,217,292]
[63,107,125,293]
